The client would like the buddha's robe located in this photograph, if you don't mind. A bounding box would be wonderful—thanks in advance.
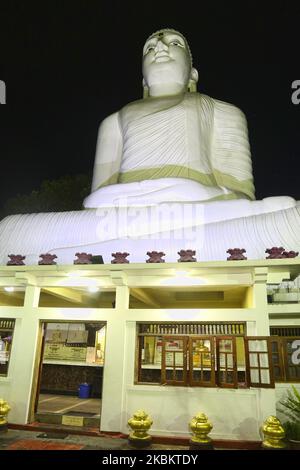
[89,92,255,204]
[0,93,299,265]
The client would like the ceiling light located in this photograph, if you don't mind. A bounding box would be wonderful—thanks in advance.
[88,286,99,293]
[4,287,14,292]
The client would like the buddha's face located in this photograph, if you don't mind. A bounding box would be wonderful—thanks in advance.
[142,31,192,92]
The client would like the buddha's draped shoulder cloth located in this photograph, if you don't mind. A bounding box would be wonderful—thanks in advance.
[93,93,255,200]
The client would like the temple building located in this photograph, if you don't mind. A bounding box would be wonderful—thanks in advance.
[0,259,299,442]
[0,29,299,445]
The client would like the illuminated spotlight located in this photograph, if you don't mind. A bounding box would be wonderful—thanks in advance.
[176,270,189,277]
[4,287,14,292]
[161,271,206,286]
[67,272,82,278]
[88,286,99,293]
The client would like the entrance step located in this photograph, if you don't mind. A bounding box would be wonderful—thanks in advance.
[35,412,100,428]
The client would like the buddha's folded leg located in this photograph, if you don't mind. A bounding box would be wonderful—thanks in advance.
[0,202,299,264]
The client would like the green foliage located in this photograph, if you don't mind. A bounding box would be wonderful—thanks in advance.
[283,421,300,441]
[1,174,91,218]
[279,385,300,440]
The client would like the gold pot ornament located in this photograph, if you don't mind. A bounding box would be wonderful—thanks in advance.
[0,398,11,427]
[128,410,153,446]
[190,412,213,444]
[261,416,286,449]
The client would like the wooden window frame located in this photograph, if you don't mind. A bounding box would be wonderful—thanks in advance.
[189,336,215,387]
[135,334,161,385]
[270,336,286,382]
[216,336,238,389]
[244,337,274,388]
[135,326,275,390]
[161,336,188,386]
[283,337,300,382]
[270,336,300,383]
[0,319,15,377]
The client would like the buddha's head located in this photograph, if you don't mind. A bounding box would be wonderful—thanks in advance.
[142,29,198,97]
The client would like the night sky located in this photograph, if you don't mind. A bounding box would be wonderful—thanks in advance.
[0,1,299,208]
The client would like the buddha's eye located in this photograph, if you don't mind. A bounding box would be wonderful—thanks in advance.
[170,41,182,47]
[145,46,155,54]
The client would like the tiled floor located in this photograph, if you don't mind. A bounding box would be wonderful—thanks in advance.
[37,393,101,416]
[3,395,249,451]
[0,429,189,451]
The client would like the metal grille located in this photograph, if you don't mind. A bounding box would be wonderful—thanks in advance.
[270,326,300,337]
[0,319,15,329]
[138,322,246,336]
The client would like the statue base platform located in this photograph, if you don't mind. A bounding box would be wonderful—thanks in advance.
[128,436,152,448]
[0,197,299,265]
[189,440,214,450]
[0,423,8,433]
[261,445,288,450]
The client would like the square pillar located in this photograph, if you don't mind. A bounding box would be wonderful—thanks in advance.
[9,286,41,423]
[253,268,270,335]
[100,285,129,432]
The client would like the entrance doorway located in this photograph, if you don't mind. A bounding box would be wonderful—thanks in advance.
[32,321,106,429]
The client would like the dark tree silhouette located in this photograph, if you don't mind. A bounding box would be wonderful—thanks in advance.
[1,174,91,219]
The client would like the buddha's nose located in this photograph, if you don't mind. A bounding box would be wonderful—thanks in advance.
[155,40,168,52]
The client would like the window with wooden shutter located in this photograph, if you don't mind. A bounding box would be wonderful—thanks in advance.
[137,335,162,384]
[135,323,266,389]
[161,336,188,386]
[245,337,274,388]
[216,336,238,388]
[189,336,215,387]
[0,318,15,377]
[282,338,300,382]
[270,337,285,382]
[269,334,300,383]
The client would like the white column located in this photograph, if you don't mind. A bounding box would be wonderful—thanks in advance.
[115,285,130,311]
[252,268,277,422]
[9,286,41,423]
[253,268,270,335]
[100,286,129,432]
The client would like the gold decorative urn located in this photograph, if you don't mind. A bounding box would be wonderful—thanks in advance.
[128,410,153,447]
[261,416,286,449]
[0,398,11,432]
[189,412,213,449]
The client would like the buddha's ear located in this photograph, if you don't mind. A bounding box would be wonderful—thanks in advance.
[142,78,149,99]
[188,67,199,93]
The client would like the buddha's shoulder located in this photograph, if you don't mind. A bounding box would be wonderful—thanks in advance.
[186,93,247,121]
[206,95,246,120]
[118,95,185,123]
[98,97,145,125]
[105,94,246,123]
[98,111,120,131]
[120,97,146,113]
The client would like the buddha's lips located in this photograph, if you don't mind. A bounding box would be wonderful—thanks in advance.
[154,53,170,62]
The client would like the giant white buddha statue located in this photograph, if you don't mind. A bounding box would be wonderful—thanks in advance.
[0,29,299,264]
